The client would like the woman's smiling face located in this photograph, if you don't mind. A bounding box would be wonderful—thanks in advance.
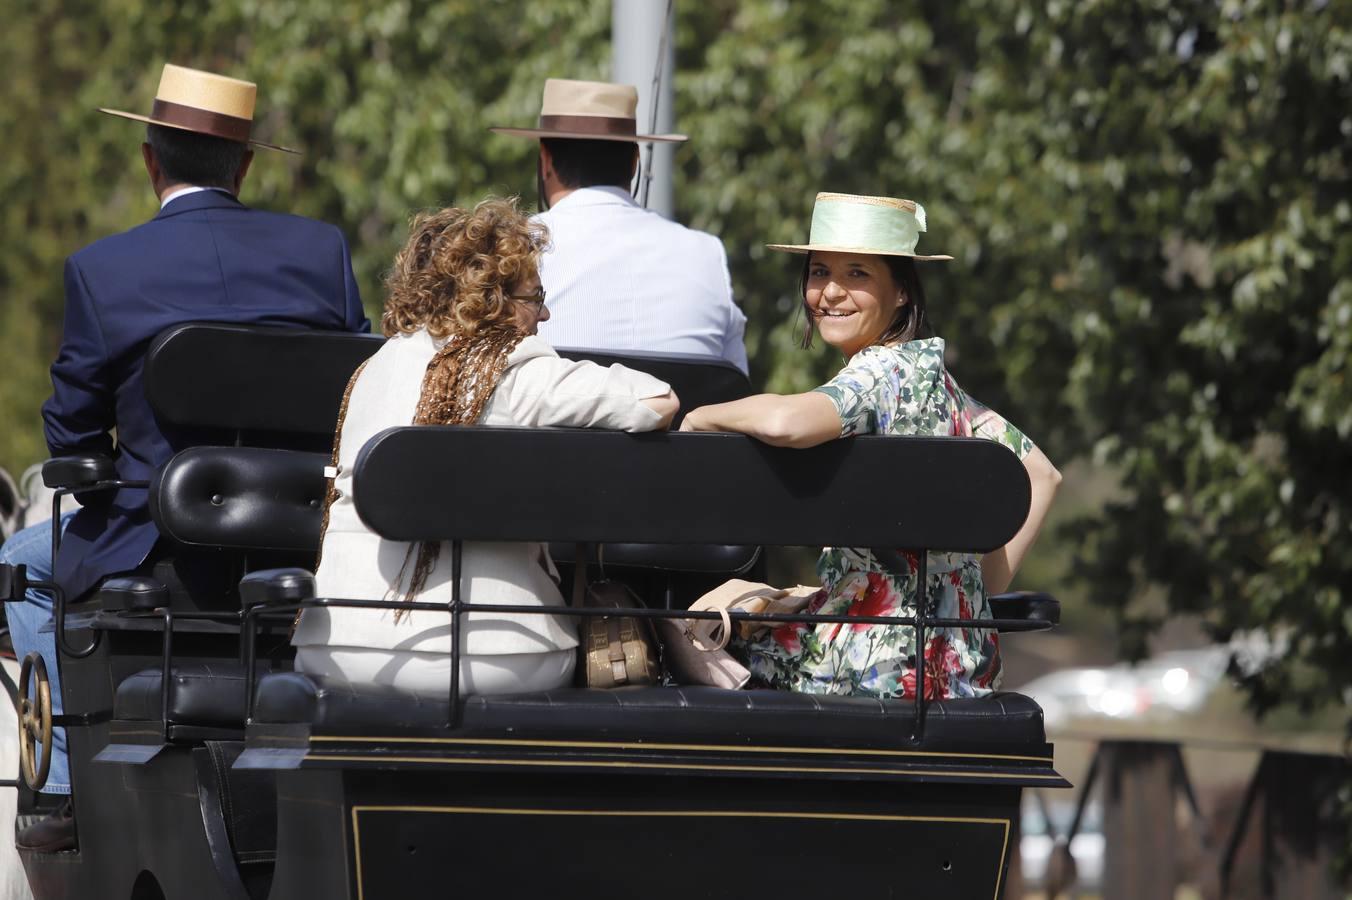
[805,251,904,357]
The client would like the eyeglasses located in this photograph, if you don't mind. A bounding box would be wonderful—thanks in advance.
[510,288,547,314]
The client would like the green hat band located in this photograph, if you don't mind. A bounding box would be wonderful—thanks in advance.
[810,198,928,254]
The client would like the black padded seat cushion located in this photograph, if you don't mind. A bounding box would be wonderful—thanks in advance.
[117,663,275,728]
[92,575,169,611]
[253,672,1045,748]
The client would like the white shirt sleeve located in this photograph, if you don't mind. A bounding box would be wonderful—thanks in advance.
[500,355,672,432]
[722,302,749,374]
[710,236,749,374]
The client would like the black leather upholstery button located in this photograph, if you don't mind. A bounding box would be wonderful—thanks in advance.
[148,447,327,552]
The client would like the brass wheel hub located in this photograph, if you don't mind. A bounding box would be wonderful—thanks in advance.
[17,652,52,791]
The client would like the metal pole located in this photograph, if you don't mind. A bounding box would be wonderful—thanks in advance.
[612,0,675,219]
[448,539,463,728]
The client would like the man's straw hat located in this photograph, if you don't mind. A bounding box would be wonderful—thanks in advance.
[767,192,953,261]
[99,63,298,154]
[490,78,686,143]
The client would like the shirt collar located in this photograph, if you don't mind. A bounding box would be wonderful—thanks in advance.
[160,185,235,210]
[548,185,637,213]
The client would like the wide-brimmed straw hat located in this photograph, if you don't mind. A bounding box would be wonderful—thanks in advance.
[99,63,298,154]
[490,78,686,143]
[767,192,952,261]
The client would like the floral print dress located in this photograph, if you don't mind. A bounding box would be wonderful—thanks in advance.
[737,338,1034,700]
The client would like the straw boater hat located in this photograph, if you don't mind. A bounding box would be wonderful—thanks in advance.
[99,63,298,154]
[490,78,686,143]
[767,192,952,261]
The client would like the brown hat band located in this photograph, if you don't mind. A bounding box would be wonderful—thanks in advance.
[537,114,636,137]
[150,99,252,143]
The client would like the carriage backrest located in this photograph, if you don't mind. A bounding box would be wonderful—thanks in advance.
[145,326,752,444]
[554,347,750,427]
[144,323,385,450]
[354,427,1031,553]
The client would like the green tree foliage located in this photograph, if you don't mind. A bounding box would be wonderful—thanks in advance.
[1,1,1348,727]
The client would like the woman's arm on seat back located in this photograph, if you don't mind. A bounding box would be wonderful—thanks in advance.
[679,392,842,448]
[980,444,1062,595]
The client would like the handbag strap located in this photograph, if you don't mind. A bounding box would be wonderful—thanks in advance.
[687,607,733,652]
[607,617,628,685]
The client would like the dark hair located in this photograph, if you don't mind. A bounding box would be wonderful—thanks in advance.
[541,138,639,190]
[798,253,929,350]
[145,124,249,190]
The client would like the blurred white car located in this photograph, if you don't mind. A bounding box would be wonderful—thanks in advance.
[1015,647,1230,729]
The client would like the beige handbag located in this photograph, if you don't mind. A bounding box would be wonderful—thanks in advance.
[687,579,820,644]
[658,580,821,690]
[572,550,661,689]
[656,603,750,689]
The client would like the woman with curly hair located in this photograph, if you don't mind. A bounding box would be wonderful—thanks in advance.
[292,197,678,696]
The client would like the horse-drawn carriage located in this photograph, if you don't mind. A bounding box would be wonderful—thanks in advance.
[4,323,1065,899]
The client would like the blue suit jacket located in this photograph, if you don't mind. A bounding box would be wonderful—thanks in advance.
[42,189,371,601]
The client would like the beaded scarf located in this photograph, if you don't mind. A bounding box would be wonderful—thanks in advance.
[390,326,527,617]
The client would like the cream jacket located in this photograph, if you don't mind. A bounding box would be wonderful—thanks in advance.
[292,329,671,656]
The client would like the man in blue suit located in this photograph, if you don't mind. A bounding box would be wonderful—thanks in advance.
[0,63,370,852]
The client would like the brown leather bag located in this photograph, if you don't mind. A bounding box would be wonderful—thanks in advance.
[572,548,661,689]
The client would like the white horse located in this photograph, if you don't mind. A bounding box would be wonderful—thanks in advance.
[0,464,51,900]
[0,657,34,900]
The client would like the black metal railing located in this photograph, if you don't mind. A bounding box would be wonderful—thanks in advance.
[240,539,1053,741]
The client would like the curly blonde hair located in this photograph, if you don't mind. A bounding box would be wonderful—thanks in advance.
[381,196,548,339]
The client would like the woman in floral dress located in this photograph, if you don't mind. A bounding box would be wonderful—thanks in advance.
[680,192,1062,700]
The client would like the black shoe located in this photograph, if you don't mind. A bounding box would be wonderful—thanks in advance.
[16,799,76,853]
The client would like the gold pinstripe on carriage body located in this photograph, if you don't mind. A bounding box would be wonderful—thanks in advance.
[306,751,1066,780]
[307,733,1054,764]
[349,805,1011,900]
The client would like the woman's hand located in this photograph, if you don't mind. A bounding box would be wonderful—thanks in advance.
[678,407,710,432]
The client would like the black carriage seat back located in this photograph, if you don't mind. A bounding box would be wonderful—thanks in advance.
[553,347,758,576]
[555,346,749,430]
[354,427,1030,552]
[145,322,385,453]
